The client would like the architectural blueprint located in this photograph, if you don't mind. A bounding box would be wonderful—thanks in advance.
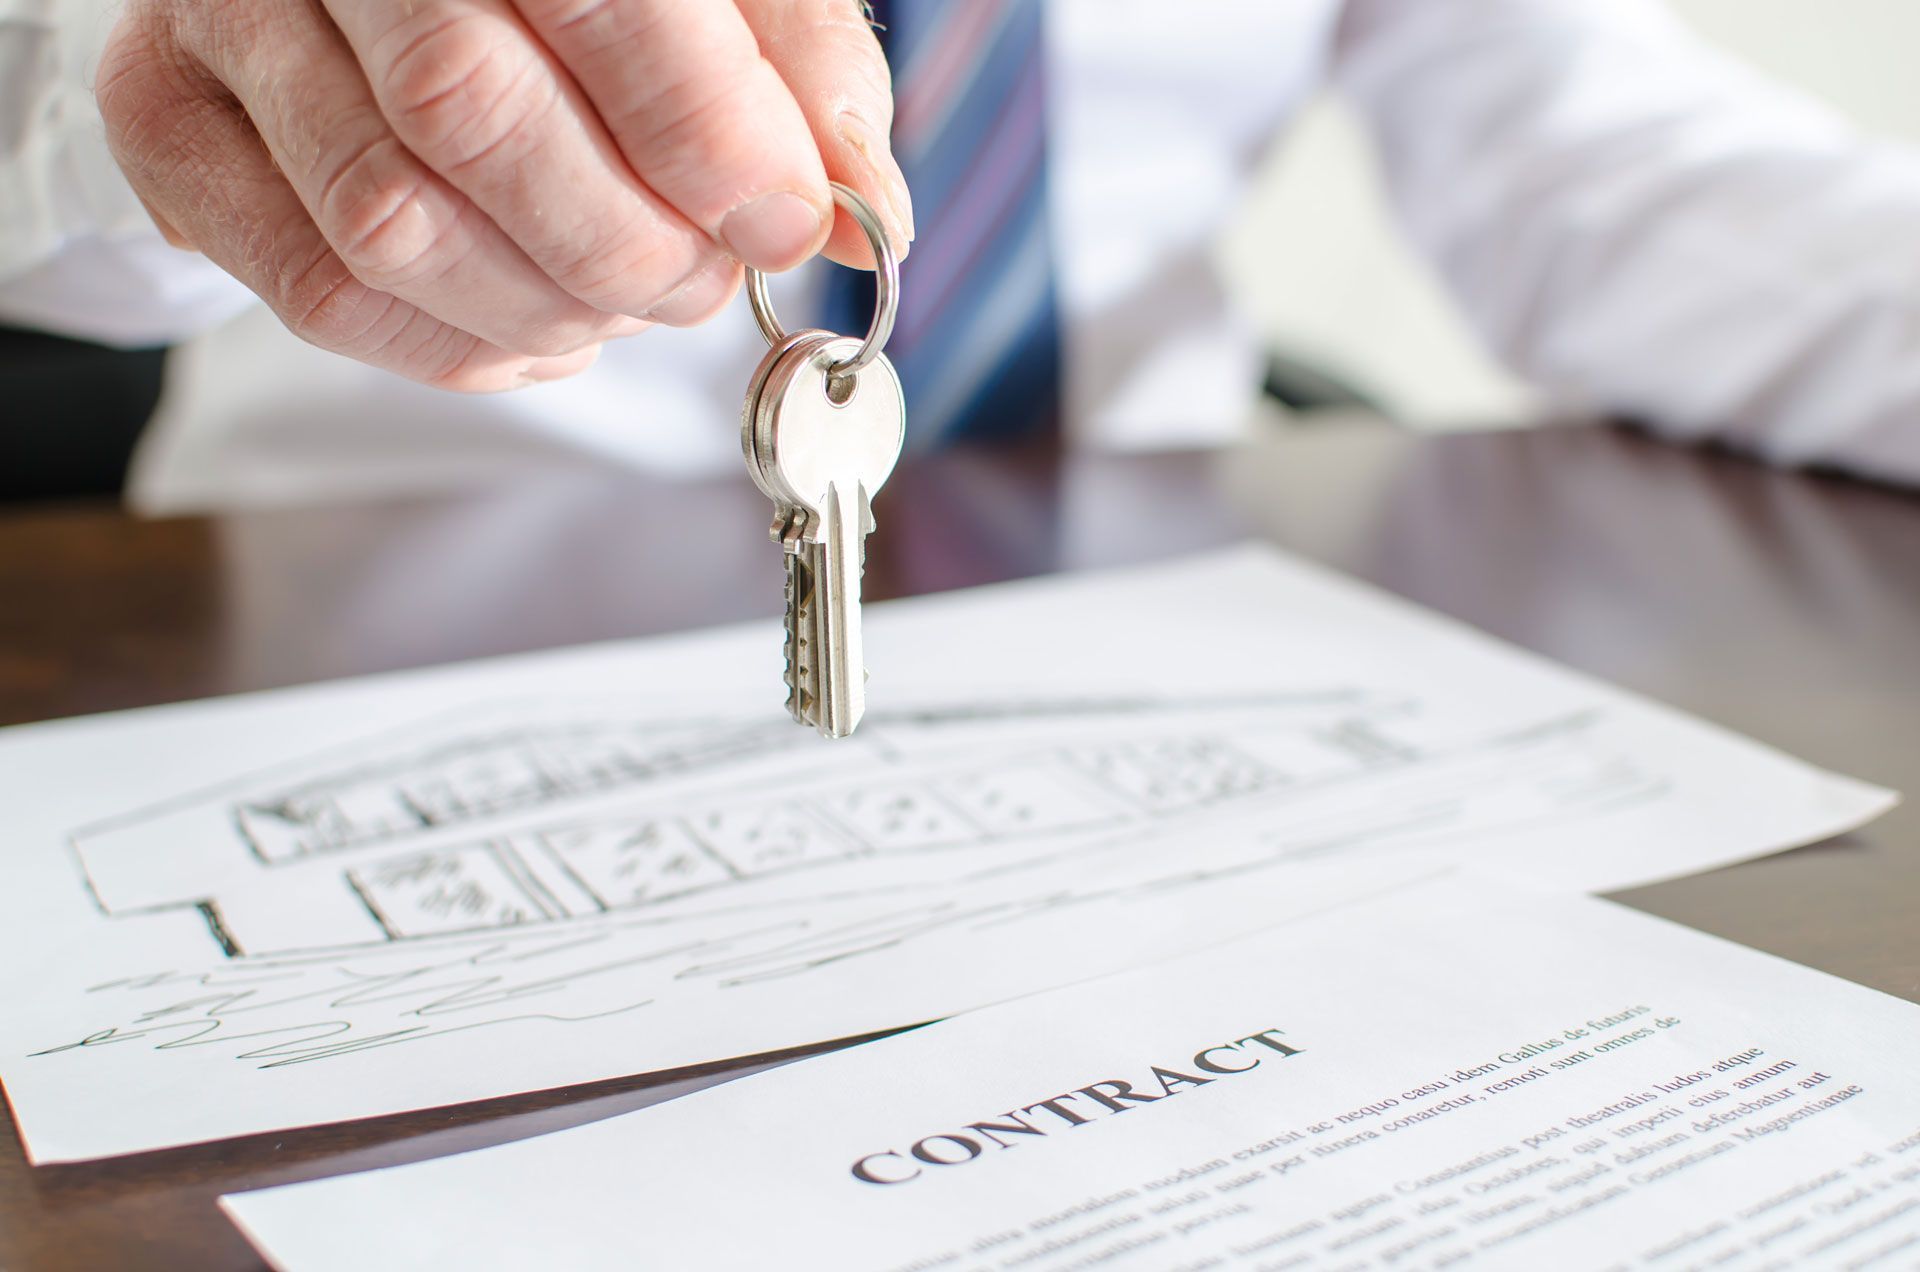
[0,548,1893,1161]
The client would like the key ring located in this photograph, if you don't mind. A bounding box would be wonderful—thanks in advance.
[745,182,898,377]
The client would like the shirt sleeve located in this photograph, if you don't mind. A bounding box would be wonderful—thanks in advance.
[0,0,254,345]
[1333,0,1920,486]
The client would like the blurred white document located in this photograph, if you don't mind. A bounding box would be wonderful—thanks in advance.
[224,876,1920,1270]
[0,547,1893,1161]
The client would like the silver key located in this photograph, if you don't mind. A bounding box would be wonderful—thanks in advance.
[741,330,835,727]
[750,334,904,738]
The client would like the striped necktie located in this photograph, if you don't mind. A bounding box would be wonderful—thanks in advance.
[821,0,1062,448]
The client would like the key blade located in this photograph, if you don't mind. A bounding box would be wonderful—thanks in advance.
[810,482,868,738]
[783,549,817,727]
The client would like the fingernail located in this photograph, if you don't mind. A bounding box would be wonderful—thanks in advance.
[836,112,915,251]
[645,257,739,326]
[719,191,824,271]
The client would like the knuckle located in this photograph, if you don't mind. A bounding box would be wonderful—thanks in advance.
[374,13,501,115]
[316,141,473,291]
[276,253,495,389]
[94,14,157,120]
[646,66,752,142]
[526,0,626,35]
[579,9,762,143]
[417,332,498,391]
[96,12,212,170]
[550,227,700,314]
[388,314,499,388]
[96,66,181,171]
[532,0,676,53]
[621,68,774,190]
[375,15,559,175]
[275,249,394,352]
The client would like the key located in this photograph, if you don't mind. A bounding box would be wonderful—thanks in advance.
[741,330,837,727]
[750,334,905,738]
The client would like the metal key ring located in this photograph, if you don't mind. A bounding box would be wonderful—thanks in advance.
[745,182,898,376]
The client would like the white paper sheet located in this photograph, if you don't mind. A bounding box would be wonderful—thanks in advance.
[224,875,1920,1271]
[0,547,1892,1162]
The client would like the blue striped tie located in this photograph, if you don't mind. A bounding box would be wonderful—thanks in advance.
[821,0,1061,447]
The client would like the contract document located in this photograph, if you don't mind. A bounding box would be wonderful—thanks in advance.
[225,877,1920,1271]
[0,548,1892,1161]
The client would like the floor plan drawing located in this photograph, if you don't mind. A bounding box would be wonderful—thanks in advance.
[31,687,1701,1078]
[68,692,1439,957]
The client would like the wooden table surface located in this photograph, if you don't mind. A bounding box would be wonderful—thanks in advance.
[2,422,1916,1268]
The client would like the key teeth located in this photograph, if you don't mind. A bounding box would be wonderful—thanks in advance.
[777,538,872,739]
[783,550,818,729]
[782,556,798,718]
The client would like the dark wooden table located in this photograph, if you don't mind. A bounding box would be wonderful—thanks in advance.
[2,422,1916,1268]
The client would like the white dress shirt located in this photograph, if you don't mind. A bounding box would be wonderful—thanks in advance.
[5,0,1920,511]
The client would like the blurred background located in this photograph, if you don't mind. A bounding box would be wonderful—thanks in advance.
[7,1,1919,505]
[1223,0,1920,430]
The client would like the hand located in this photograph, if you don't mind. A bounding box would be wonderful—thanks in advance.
[97,0,913,390]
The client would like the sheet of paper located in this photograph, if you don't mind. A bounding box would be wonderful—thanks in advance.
[224,875,1920,1271]
[0,547,1891,1162]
